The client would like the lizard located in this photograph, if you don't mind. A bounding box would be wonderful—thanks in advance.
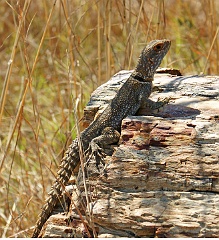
[31,39,171,237]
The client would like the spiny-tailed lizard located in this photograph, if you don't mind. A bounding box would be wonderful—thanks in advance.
[32,39,171,237]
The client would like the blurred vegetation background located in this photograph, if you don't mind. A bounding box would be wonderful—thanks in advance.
[0,0,219,237]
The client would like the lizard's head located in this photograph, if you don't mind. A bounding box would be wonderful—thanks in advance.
[135,39,171,81]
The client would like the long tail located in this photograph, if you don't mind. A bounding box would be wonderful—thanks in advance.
[32,139,80,238]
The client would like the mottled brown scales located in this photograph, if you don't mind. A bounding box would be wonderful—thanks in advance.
[32,39,171,237]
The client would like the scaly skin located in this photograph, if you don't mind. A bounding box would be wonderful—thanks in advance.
[32,39,171,237]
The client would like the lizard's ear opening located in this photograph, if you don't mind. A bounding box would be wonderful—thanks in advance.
[153,43,163,52]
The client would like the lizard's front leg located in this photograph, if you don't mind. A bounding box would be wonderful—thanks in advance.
[85,127,120,169]
[140,97,171,113]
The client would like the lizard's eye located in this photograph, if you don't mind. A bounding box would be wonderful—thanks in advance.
[153,43,163,51]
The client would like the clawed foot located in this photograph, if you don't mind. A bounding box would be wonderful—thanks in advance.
[150,96,173,113]
[85,141,106,170]
[157,96,173,105]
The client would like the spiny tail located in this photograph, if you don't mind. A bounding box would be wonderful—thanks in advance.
[32,139,80,238]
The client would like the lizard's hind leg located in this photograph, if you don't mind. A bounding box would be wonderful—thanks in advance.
[85,127,120,170]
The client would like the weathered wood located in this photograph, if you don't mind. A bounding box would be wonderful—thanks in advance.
[41,70,219,238]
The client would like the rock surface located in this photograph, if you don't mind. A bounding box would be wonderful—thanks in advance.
[40,69,219,238]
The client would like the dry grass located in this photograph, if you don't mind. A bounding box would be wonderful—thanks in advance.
[0,0,219,237]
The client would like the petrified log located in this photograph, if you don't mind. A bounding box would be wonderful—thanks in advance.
[41,69,219,238]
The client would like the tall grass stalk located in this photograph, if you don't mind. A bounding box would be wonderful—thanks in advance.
[0,0,30,125]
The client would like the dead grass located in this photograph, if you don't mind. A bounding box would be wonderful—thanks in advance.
[0,0,219,237]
